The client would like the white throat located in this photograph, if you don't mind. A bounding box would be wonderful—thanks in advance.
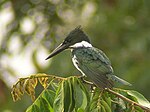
[70,41,92,48]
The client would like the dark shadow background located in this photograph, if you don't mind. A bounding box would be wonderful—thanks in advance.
[0,0,150,111]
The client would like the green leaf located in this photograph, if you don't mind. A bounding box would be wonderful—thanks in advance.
[135,106,144,112]
[39,97,51,112]
[73,78,87,111]
[126,90,150,108]
[77,108,84,112]
[53,81,64,112]
[63,79,75,112]
[63,80,71,111]
[80,89,88,110]
[89,88,101,111]
[26,95,41,112]
[43,90,55,109]
[26,104,40,112]
[102,92,111,107]
[26,80,59,112]
[68,79,75,112]
[73,79,83,108]
[100,100,111,112]
[101,105,106,112]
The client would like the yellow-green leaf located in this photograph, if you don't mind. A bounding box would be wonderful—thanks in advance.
[126,90,150,108]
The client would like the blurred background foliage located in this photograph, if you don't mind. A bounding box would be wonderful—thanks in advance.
[0,0,150,111]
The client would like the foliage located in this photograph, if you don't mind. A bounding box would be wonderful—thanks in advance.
[11,74,150,112]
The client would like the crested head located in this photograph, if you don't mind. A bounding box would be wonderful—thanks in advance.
[62,26,91,46]
[45,26,91,60]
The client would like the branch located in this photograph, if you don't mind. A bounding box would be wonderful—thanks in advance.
[80,79,150,111]
[105,88,150,112]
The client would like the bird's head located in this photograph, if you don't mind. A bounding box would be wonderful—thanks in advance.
[45,26,91,60]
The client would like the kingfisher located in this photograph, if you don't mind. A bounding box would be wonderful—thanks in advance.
[45,26,131,89]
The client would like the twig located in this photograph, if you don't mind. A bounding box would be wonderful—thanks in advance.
[105,88,150,112]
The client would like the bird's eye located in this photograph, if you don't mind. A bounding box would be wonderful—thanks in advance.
[63,40,68,44]
[63,39,71,44]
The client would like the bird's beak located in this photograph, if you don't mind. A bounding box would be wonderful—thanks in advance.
[45,42,70,60]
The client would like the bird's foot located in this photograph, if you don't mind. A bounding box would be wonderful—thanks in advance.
[79,76,94,85]
[79,76,96,92]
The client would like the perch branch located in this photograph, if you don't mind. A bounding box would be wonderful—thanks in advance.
[105,88,150,112]
[79,78,150,112]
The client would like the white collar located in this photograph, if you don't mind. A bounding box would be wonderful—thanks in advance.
[70,41,92,48]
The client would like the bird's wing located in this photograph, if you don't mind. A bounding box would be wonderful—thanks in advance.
[79,47,131,87]
[78,47,114,88]
[93,47,111,65]
[82,60,113,88]
[84,47,113,74]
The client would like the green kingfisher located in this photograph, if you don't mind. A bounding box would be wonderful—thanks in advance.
[45,26,131,89]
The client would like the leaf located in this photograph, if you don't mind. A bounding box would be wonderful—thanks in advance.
[76,78,90,111]
[80,90,88,110]
[126,90,150,108]
[27,104,40,112]
[38,77,49,88]
[101,105,106,112]
[134,106,145,112]
[100,100,111,112]
[77,108,84,112]
[29,78,38,88]
[11,87,21,102]
[39,97,51,112]
[65,79,75,112]
[53,81,64,112]
[73,78,87,111]
[63,79,72,112]
[43,90,55,108]
[89,88,101,111]
[18,79,25,95]
[26,99,41,112]
[26,79,58,112]
[102,92,111,107]
[18,83,24,95]
[24,79,36,101]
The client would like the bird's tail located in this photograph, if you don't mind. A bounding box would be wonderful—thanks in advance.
[107,75,132,86]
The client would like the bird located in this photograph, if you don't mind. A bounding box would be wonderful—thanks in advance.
[45,26,131,89]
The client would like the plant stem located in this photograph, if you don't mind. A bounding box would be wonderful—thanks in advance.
[105,88,150,112]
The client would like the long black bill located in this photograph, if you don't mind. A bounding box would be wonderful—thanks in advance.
[45,43,69,60]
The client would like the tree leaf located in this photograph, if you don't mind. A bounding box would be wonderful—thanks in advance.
[28,104,40,112]
[73,78,87,111]
[43,90,55,108]
[26,99,40,112]
[53,81,64,112]
[126,90,150,108]
[39,97,51,112]
[100,100,111,112]
[102,92,111,107]
[101,105,106,112]
[63,79,74,112]
[77,108,84,112]
[26,79,58,112]
[67,79,75,112]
